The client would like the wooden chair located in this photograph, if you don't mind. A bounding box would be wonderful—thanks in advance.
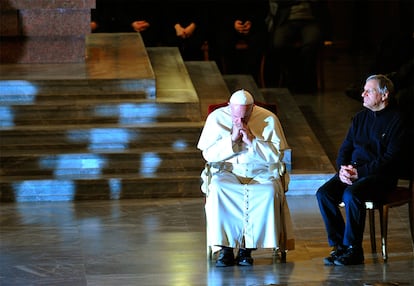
[365,161,414,262]
[204,101,288,262]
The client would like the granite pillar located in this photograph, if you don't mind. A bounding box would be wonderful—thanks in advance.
[0,0,95,64]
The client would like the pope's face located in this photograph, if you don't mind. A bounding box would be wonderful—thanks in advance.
[230,104,253,127]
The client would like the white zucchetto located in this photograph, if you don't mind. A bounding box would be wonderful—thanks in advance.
[229,89,254,105]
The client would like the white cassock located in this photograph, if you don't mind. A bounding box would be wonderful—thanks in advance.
[197,105,295,251]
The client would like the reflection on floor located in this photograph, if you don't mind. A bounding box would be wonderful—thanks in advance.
[0,196,412,286]
[1,36,413,285]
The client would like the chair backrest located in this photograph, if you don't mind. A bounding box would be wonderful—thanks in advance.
[207,101,277,115]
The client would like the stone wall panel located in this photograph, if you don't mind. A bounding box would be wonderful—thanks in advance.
[20,9,90,36]
[0,36,86,63]
[0,10,20,36]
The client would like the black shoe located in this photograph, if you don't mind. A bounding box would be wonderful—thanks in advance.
[334,245,364,266]
[216,247,234,267]
[323,245,345,265]
[235,248,254,266]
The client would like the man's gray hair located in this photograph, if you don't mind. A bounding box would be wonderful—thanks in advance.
[366,74,394,95]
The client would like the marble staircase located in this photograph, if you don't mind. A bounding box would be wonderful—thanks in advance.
[0,33,335,202]
[0,33,209,201]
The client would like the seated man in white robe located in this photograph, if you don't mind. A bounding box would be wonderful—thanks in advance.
[197,89,295,267]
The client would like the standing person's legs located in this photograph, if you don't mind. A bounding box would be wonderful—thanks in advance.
[298,22,322,92]
[245,27,266,85]
[214,30,238,74]
[268,23,295,87]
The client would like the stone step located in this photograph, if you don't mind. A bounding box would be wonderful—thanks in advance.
[146,48,200,105]
[0,34,211,202]
[288,174,334,195]
[0,79,151,102]
[0,32,337,202]
[0,149,204,178]
[0,122,205,201]
[223,74,265,102]
[1,33,156,99]
[260,88,335,175]
[0,176,203,202]
[1,43,203,127]
[1,102,201,126]
[185,61,231,120]
[0,122,203,149]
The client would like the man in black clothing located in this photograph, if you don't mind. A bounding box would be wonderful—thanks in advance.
[208,0,268,85]
[316,74,407,266]
[162,1,207,61]
[265,0,331,92]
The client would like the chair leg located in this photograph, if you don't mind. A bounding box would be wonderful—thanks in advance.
[379,206,389,262]
[409,201,414,252]
[280,250,287,263]
[206,220,210,260]
[272,248,287,263]
[368,208,377,253]
[278,199,288,263]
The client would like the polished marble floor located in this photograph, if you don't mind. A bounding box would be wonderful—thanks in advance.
[1,43,413,285]
[0,196,413,286]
